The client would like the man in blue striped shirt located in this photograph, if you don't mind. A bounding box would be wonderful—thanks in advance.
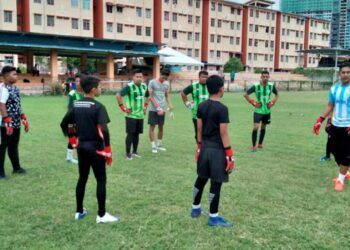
[313,63,350,191]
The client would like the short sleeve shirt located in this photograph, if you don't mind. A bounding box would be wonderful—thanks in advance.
[328,83,350,127]
[148,79,170,111]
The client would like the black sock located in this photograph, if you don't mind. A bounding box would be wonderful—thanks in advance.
[209,181,222,214]
[126,133,133,155]
[259,129,266,145]
[132,133,139,153]
[252,130,258,147]
[193,177,208,206]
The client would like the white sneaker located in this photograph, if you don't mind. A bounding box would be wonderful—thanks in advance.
[152,147,158,153]
[75,209,88,220]
[132,152,141,158]
[96,212,120,224]
[67,158,78,164]
[157,145,167,151]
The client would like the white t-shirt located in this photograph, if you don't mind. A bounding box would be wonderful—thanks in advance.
[0,82,9,121]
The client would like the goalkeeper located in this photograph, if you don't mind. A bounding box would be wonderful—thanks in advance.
[180,70,209,143]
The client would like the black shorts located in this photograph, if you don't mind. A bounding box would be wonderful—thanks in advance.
[197,145,228,183]
[329,125,350,166]
[126,117,144,134]
[148,111,165,126]
[254,112,271,125]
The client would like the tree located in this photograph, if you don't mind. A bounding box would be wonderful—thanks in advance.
[223,57,244,73]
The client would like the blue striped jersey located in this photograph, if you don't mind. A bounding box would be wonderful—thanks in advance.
[329,83,350,127]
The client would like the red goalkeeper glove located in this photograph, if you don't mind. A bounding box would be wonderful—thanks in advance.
[267,101,275,109]
[96,145,112,166]
[68,136,78,148]
[195,143,201,162]
[119,104,132,114]
[3,116,13,135]
[225,147,235,173]
[20,113,29,132]
[313,116,325,135]
[249,99,261,108]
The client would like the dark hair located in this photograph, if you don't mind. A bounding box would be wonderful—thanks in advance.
[1,66,16,76]
[199,70,209,77]
[206,75,224,94]
[81,76,100,94]
[75,74,81,79]
[261,70,270,75]
[339,62,350,71]
[160,69,170,77]
[132,69,143,75]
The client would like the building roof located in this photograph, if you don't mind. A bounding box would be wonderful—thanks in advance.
[244,0,275,8]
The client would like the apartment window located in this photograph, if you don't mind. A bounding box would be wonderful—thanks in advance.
[281,55,284,62]
[286,43,289,49]
[265,41,268,48]
[136,7,142,17]
[271,27,274,34]
[236,22,240,30]
[218,3,222,12]
[172,30,177,39]
[211,18,215,27]
[71,18,78,29]
[314,33,317,39]
[210,50,214,58]
[287,29,290,36]
[117,23,123,33]
[195,49,199,57]
[270,55,273,61]
[248,53,252,61]
[217,51,221,58]
[218,20,222,28]
[136,26,142,35]
[117,6,123,13]
[83,19,90,30]
[236,37,240,45]
[196,16,200,24]
[106,5,113,13]
[287,16,290,23]
[315,22,318,27]
[296,31,299,37]
[266,27,269,33]
[164,11,169,21]
[282,15,285,22]
[188,15,193,24]
[82,0,90,10]
[230,37,234,45]
[146,9,151,18]
[173,0,177,4]
[313,58,316,64]
[34,0,41,3]
[34,14,42,25]
[249,39,253,46]
[286,56,289,63]
[281,42,284,49]
[249,24,253,32]
[230,21,234,30]
[165,0,169,3]
[272,13,275,20]
[295,44,298,51]
[4,11,12,23]
[237,9,241,15]
[295,57,298,63]
[270,41,274,48]
[309,57,312,64]
[164,29,169,38]
[188,32,193,41]
[71,0,78,7]
[47,15,54,26]
[266,12,270,20]
[146,27,151,36]
[250,9,253,17]
[47,0,54,5]
[255,25,258,32]
[254,40,258,47]
[265,55,268,62]
[211,2,215,11]
[210,34,215,42]
[196,0,200,8]
[107,22,113,32]
[217,35,221,43]
[195,32,200,41]
[254,54,257,61]
[256,10,259,18]
[282,29,285,36]
[231,7,235,14]
[173,13,177,22]
[187,49,192,57]
[188,0,193,6]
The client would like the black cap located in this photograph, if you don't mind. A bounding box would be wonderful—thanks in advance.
[1,66,16,75]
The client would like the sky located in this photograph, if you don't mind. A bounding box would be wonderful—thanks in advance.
[227,0,281,10]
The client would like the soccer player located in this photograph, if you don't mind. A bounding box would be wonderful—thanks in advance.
[244,71,279,151]
[61,76,119,223]
[117,69,149,160]
[64,74,83,164]
[0,66,29,179]
[180,71,209,142]
[148,69,173,153]
[313,63,350,191]
[191,75,235,227]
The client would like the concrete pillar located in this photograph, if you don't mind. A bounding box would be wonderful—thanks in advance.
[106,53,114,79]
[153,56,160,79]
[81,53,88,72]
[26,51,34,72]
[50,50,58,79]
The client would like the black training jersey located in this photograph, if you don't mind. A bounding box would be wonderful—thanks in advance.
[197,99,230,147]
[63,97,110,143]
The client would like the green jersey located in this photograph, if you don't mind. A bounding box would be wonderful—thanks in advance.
[247,82,278,114]
[182,82,209,119]
[119,81,148,119]
[68,90,83,110]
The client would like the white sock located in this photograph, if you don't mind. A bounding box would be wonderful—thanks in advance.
[66,149,73,160]
[157,140,162,146]
[192,204,201,209]
[151,141,156,148]
[338,173,346,184]
[209,213,219,218]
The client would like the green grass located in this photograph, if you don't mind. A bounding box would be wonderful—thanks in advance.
[0,91,348,249]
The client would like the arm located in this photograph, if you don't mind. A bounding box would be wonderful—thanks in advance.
[197,118,202,144]
[180,91,189,104]
[0,103,8,117]
[244,86,260,107]
[116,87,131,113]
[219,123,231,148]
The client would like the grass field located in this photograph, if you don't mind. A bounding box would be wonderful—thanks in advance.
[0,91,348,250]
